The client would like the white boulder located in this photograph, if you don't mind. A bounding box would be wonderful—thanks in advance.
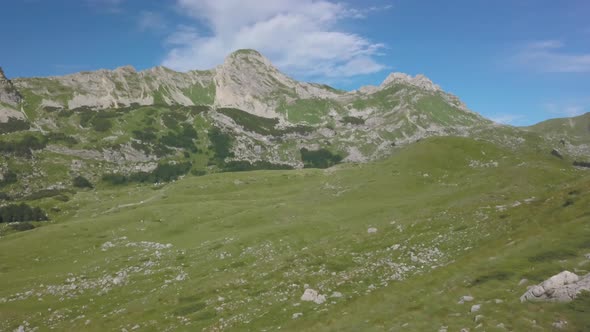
[520,271,590,302]
[301,288,326,304]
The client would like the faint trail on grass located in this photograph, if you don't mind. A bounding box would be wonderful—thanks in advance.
[102,187,168,214]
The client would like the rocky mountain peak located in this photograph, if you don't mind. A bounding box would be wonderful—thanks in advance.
[380,72,441,92]
[221,49,280,74]
[114,65,137,74]
[0,66,22,107]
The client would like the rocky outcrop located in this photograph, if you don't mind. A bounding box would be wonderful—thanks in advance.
[300,288,326,304]
[13,65,214,110]
[380,72,441,92]
[213,49,339,118]
[520,271,590,302]
[0,67,22,107]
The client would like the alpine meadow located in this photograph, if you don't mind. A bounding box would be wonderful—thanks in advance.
[1,1,590,331]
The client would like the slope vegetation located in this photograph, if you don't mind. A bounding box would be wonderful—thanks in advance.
[1,137,589,331]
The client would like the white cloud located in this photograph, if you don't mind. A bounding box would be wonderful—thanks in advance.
[490,114,525,125]
[162,0,388,79]
[513,40,590,73]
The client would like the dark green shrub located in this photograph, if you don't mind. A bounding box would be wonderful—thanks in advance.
[300,148,343,168]
[217,107,279,135]
[191,169,207,176]
[188,105,211,115]
[0,134,47,157]
[0,203,48,223]
[163,113,182,130]
[151,162,192,182]
[57,109,74,117]
[0,192,11,201]
[102,173,128,185]
[103,162,192,185]
[208,127,233,162]
[42,106,62,112]
[132,128,157,142]
[160,124,198,151]
[0,170,17,187]
[280,125,314,135]
[341,116,365,125]
[24,189,72,201]
[73,176,93,189]
[574,161,590,168]
[47,132,78,146]
[222,160,294,172]
[0,118,30,134]
[91,118,112,132]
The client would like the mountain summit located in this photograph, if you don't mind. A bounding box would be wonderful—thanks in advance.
[1,49,581,197]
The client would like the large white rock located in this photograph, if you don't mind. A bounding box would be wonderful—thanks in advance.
[301,288,326,304]
[520,271,590,302]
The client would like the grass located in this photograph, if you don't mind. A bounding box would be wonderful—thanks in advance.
[0,136,589,331]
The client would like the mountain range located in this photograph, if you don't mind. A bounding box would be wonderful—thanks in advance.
[1,50,590,331]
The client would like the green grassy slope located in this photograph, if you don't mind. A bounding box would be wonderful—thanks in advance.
[525,112,590,144]
[0,136,589,331]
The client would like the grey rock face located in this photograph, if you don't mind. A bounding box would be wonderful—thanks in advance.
[13,65,214,110]
[520,271,590,302]
[0,67,22,107]
[213,50,339,118]
[380,72,440,92]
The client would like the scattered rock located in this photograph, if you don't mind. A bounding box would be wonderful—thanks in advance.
[301,288,326,304]
[552,320,568,330]
[474,314,484,323]
[470,304,481,313]
[460,328,469,332]
[367,227,378,234]
[518,278,528,286]
[496,323,506,329]
[458,295,474,304]
[330,291,343,298]
[292,312,303,319]
[520,271,590,302]
[438,326,448,332]
[494,299,503,304]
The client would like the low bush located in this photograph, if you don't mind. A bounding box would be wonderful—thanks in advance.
[0,170,17,187]
[0,203,48,223]
[222,160,294,172]
[73,176,93,189]
[0,134,47,157]
[341,116,365,125]
[0,118,30,134]
[47,132,78,146]
[208,127,233,162]
[300,148,343,169]
[102,161,192,185]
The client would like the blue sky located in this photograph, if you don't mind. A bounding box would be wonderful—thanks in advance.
[1,0,589,126]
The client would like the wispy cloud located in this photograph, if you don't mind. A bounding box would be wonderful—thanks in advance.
[490,114,525,125]
[161,0,389,79]
[544,102,588,117]
[138,11,167,32]
[512,40,590,73]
